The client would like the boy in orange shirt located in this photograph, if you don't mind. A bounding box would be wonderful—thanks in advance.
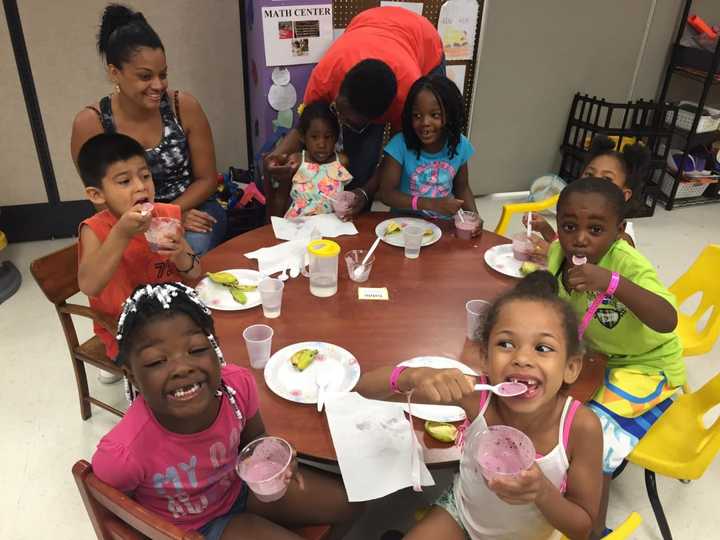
[77,133,202,364]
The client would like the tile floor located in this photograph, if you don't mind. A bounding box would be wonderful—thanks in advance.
[0,196,717,540]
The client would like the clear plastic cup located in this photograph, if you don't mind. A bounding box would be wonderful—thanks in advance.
[403,225,424,259]
[454,212,483,241]
[236,436,293,502]
[331,191,356,219]
[243,324,273,369]
[144,217,181,252]
[345,249,375,283]
[258,278,284,319]
[466,299,491,341]
[512,233,534,262]
[474,425,535,481]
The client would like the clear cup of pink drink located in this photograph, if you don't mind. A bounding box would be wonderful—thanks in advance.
[144,217,181,252]
[331,191,357,219]
[474,425,535,481]
[454,212,482,241]
[236,436,293,502]
[512,234,534,262]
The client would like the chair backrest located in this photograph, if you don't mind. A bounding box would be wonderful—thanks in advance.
[72,460,203,540]
[30,243,80,306]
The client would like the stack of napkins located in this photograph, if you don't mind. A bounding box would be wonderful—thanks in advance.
[244,240,306,276]
[324,392,434,502]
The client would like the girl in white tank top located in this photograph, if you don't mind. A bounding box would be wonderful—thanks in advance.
[356,271,604,539]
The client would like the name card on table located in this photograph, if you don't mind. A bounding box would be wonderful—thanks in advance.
[358,287,389,301]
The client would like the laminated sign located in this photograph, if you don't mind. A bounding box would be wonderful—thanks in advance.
[262,4,334,66]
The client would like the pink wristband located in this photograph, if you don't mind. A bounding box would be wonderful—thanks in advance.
[411,195,419,211]
[607,271,620,295]
[390,365,409,394]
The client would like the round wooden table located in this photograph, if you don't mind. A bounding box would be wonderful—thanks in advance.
[202,213,606,464]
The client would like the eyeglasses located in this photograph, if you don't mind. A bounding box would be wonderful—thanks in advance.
[330,102,370,135]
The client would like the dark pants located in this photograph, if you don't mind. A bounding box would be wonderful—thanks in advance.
[343,56,447,192]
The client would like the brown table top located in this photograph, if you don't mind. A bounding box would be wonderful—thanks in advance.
[202,213,606,464]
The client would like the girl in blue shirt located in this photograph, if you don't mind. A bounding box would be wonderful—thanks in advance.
[378,75,479,222]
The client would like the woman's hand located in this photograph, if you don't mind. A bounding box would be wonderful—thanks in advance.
[488,463,551,505]
[182,208,216,233]
[399,367,475,404]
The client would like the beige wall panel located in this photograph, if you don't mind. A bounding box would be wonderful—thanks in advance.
[469,0,665,194]
[0,7,46,206]
[20,0,248,203]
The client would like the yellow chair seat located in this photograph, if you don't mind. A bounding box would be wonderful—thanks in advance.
[629,371,720,480]
[493,194,560,237]
[559,512,642,539]
[0,230,7,251]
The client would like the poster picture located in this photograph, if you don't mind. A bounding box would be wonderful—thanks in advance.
[437,0,479,61]
[262,4,333,66]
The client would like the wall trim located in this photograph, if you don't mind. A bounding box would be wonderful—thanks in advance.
[0,201,94,243]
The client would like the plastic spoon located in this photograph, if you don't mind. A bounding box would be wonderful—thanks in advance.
[316,369,332,412]
[572,255,587,266]
[457,209,466,223]
[353,236,382,280]
[474,381,528,397]
[527,211,533,238]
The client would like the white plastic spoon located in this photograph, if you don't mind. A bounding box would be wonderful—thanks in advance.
[474,381,528,397]
[353,236,382,280]
[316,368,332,412]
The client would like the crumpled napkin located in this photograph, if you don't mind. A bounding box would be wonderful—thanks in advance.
[244,239,306,276]
[271,214,358,241]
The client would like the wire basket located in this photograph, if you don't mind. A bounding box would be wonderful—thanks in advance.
[664,101,720,133]
[660,176,711,199]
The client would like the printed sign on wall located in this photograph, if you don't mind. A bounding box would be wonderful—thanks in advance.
[262,4,334,66]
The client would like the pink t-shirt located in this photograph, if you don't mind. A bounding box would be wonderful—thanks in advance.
[92,365,259,531]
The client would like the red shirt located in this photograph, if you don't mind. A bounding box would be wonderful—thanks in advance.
[78,203,183,359]
[303,7,443,131]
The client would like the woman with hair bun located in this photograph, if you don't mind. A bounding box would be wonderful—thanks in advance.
[71,3,226,255]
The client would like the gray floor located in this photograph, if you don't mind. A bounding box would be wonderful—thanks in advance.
[0,196,718,539]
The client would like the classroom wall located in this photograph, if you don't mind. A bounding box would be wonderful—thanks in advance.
[467,0,695,194]
[0,0,247,206]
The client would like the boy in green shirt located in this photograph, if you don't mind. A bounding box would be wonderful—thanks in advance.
[547,177,684,537]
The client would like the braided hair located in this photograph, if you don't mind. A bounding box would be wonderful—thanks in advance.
[114,283,242,421]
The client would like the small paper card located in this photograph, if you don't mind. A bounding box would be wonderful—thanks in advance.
[358,287,389,301]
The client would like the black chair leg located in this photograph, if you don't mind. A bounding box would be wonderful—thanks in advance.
[645,469,672,540]
[612,459,628,479]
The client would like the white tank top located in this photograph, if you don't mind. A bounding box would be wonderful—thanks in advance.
[454,395,580,540]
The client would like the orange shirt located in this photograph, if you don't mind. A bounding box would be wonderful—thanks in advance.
[303,7,443,131]
[78,203,183,359]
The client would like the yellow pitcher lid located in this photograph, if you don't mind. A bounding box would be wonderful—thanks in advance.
[307,239,340,257]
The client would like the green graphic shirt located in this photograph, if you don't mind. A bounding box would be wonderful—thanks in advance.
[547,240,685,388]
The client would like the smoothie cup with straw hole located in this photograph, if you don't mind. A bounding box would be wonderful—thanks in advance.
[331,191,356,219]
[474,425,535,482]
[144,217,181,252]
[236,436,293,502]
[454,211,482,240]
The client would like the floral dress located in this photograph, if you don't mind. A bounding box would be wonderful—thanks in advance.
[285,151,353,218]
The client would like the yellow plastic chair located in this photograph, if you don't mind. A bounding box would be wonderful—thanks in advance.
[493,194,560,237]
[669,244,720,357]
[625,372,720,540]
[559,512,642,539]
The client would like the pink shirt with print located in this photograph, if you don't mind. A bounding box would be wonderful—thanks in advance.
[92,365,259,531]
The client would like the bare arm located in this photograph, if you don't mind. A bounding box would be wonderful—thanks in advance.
[171,92,217,212]
[78,225,132,298]
[535,407,603,539]
[240,411,267,447]
[452,164,478,214]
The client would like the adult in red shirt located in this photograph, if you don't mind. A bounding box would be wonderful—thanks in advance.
[265,7,444,216]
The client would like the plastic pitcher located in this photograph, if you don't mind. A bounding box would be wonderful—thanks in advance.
[304,239,340,297]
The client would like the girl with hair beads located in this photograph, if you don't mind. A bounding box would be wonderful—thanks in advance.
[357,272,603,540]
[549,178,683,537]
[284,102,353,218]
[378,75,480,225]
[527,135,651,252]
[92,283,360,540]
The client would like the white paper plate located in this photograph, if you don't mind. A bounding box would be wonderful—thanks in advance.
[398,356,479,422]
[195,269,262,311]
[264,342,361,404]
[483,244,524,278]
[375,217,442,248]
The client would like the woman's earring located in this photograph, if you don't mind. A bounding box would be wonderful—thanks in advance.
[114,83,120,95]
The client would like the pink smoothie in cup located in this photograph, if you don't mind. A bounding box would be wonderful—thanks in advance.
[454,212,482,241]
[512,234,534,262]
[331,191,356,219]
[475,425,535,481]
[144,217,181,252]
[236,436,293,502]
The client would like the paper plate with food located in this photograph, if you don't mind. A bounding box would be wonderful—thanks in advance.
[375,217,442,248]
[195,270,262,311]
[263,342,361,404]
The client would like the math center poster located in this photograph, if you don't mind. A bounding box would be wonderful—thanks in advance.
[262,4,333,66]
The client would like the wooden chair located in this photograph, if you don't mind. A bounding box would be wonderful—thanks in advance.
[73,460,331,540]
[30,244,124,420]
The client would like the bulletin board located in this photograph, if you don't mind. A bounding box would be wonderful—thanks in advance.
[332,0,484,131]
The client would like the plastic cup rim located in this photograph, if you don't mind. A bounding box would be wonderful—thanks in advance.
[237,436,293,484]
[259,277,284,292]
[466,299,491,316]
[243,324,274,343]
[345,249,375,265]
